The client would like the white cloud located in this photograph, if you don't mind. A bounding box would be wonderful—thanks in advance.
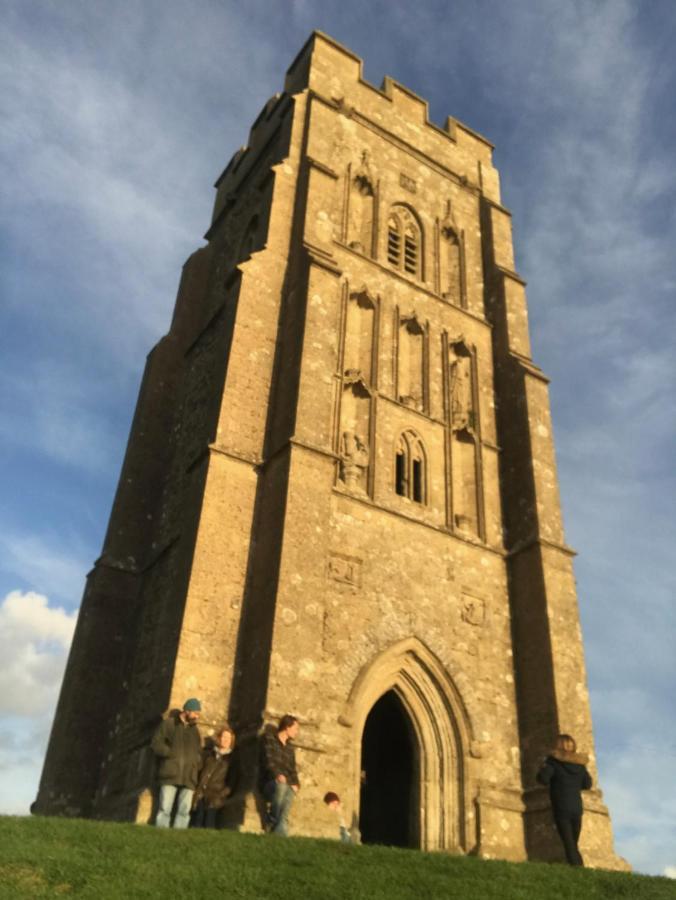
[0,0,673,874]
[0,591,77,717]
[665,866,676,879]
[0,591,77,814]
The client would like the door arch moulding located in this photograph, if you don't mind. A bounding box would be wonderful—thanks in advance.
[340,636,476,851]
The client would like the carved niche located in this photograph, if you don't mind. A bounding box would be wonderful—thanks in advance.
[347,151,375,255]
[438,200,464,306]
[448,339,480,536]
[397,312,426,411]
[338,288,377,494]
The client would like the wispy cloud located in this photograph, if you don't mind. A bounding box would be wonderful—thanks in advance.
[0,533,89,608]
[0,0,673,876]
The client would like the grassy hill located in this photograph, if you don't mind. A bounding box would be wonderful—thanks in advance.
[0,816,672,899]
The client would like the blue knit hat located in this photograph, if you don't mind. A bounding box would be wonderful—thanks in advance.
[183,698,202,712]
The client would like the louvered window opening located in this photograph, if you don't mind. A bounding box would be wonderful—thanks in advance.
[404,234,417,274]
[388,227,401,265]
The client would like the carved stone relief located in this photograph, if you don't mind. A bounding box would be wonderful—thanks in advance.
[340,430,369,492]
[461,593,486,626]
[448,340,480,535]
[327,552,362,587]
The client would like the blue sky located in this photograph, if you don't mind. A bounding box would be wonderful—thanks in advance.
[1,0,675,877]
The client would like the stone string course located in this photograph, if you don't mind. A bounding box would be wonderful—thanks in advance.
[35,31,626,870]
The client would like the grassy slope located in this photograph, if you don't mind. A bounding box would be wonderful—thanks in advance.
[0,817,672,900]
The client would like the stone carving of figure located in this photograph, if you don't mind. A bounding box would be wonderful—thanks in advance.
[449,349,472,431]
[340,430,369,491]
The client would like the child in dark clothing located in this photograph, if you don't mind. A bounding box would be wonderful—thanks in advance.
[537,733,593,865]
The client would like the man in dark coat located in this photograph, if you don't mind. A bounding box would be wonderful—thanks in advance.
[151,698,203,828]
[259,714,300,836]
[537,733,593,865]
[190,724,240,828]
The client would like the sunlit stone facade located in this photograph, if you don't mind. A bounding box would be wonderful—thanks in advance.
[35,32,626,869]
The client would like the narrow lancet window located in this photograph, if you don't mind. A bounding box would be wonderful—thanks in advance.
[412,458,423,503]
[395,431,427,504]
[395,450,407,496]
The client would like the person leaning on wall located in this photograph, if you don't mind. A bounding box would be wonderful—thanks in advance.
[190,723,240,829]
[537,733,593,866]
[151,698,203,828]
[258,714,300,836]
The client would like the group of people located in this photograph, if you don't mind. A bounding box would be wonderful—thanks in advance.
[151,700,347,838]
[151,698,240,830]
[151,699,592,865]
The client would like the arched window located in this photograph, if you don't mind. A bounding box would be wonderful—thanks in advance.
[387,206,422,279]
[395,430,427,504]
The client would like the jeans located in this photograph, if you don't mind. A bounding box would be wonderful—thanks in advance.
[155,784,194,829]
[263,780,295,836]
[554,813,584,866]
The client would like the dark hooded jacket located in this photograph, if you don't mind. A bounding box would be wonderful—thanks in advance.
[192,742,241,810]
[151,712,202,789]
[537,749,592,816]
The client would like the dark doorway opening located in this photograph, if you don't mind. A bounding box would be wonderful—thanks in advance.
[359,690,418,847]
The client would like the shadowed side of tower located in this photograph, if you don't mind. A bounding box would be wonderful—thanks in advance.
[35,31,626,870]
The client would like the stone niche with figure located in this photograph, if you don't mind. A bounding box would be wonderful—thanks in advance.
[35,31,627,872]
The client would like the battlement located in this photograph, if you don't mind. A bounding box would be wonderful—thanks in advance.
[286,31,495,166]
[212,31,501,221]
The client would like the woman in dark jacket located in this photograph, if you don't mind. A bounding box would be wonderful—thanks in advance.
[190,724,240,828]
[537,733,593,866]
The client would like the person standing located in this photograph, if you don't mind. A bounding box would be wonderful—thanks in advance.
[151,698,203,828]
[259,714,300,836]
[537,733,593,865]
[190,724,240,829]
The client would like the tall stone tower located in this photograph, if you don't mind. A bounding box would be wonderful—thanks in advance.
[36,32,625,868]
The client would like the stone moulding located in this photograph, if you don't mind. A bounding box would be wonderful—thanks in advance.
[340,636,474,852]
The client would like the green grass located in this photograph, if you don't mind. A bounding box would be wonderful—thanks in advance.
[0,816,672,899]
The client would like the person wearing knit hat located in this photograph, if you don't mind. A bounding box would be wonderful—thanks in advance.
[151,699,203,828]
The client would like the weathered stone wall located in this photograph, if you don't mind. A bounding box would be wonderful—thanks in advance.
[36,30,625,870]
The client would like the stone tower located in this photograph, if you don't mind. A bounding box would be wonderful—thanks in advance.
[36,32,625,868]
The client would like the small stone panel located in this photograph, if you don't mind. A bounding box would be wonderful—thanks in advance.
[327,551,363,588]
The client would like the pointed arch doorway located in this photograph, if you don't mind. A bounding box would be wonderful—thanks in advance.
[345,638,474,852]
[360,690,419,847]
